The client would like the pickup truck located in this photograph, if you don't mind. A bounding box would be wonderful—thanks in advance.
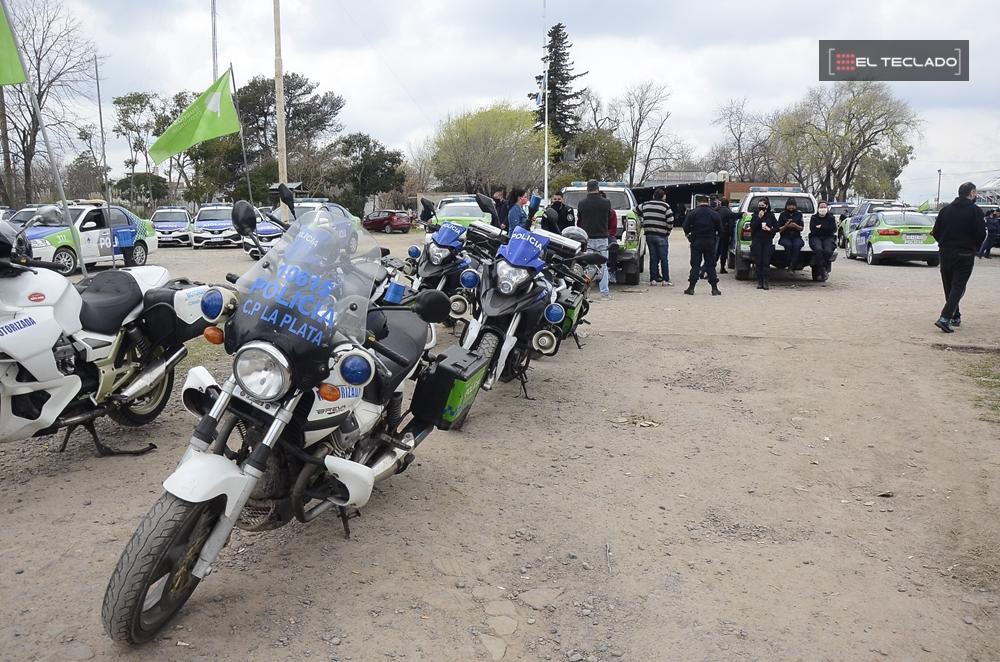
[730,186,832,282]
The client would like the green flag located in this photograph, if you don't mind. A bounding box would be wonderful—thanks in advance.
[0,8,25,86]
[149,70,240,165]
[917,200,930,212]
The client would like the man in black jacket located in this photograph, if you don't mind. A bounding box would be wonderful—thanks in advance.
[716,198,736,274]
[577,180,613,299]
[931,182,987,333]
[682,195,722,295]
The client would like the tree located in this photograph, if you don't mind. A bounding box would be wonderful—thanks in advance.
[569,128,632,181]
[113,172,168,206]
[330,133,404,215]
[153,91,196,199]
[432,103,554,194]
[64,151,107,198]
[711,98,775,182]
[852,146,912,199]
[4,0,97,203]
[236,72,345,161]
[113,91,159,204]
[615,81,674,186]
[532,23,586,146]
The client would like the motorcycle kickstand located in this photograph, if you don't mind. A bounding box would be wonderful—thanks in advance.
[339,506,360,539]
[572,331,584,350]
[516,372,535,401]
[58,420,157,457]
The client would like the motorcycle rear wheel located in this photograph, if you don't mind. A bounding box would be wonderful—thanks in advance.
[108,368,175,426]
[453,331,502,430]
[102,492,222,644]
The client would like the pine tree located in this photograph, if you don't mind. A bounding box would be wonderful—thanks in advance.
[531,23,587,147]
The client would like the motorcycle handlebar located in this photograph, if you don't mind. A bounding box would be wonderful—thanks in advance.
[370,340,410,367]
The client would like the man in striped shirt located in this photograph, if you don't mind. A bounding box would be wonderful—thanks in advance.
[638,188,674,286]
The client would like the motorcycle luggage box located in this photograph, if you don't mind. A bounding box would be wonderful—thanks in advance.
[141,278,212,347]
[411,345,489,430]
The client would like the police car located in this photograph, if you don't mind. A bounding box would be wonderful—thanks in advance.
[150,205,193,246]
[242,207,283,259]
[730,186,830,282]
[8,201,158,274]
[559,181,646,285]
[191,203,241,248]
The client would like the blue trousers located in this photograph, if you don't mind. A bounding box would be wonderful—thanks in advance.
[646,234,669,282]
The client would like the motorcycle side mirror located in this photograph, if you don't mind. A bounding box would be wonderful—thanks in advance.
[578,251,608,266]
[412,289,451,324]
[277,183,296,218]
[232,200,259,237]
[475,193,499,226]
[380,247,391,257]
[419,197,436,223]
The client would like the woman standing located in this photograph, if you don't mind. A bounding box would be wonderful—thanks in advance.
[809,201,837,281]
[751,199,778,290]
[777,198,804,271]
[507,189,529,232]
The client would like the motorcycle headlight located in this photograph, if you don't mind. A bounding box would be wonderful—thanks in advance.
[30,239,48,248]
[496,260,530,295]
[233,342,291,402]
[427,243,450,266]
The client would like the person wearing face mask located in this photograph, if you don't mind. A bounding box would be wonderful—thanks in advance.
[777,198,804,271]
[750,199,777,290]
[809,201,837,281]
[542,191,575,233]
[492,188,509,230]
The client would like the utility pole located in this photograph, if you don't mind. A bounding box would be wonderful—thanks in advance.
[273,0,288,190]
[541,0,549,202]
[95,55,114,268]
[936,169,942,207]
[211,0,218,80]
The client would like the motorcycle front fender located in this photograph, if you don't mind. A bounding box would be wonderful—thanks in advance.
[163,451,253,518]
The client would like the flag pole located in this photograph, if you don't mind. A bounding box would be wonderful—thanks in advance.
[0,0,87,276]
[94,55,116,269]
[228,63,253,204]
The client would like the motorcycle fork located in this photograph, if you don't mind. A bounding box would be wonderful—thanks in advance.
[191,392,302,578]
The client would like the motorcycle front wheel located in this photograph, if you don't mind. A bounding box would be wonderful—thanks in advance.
[102,493,222,644]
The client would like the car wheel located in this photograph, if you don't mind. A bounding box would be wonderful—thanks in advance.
[52,247,77,275]
[382,225,393,234]
[926,256,940,267]
[349,234,359,254]
[131,242,148,266]
[866,244,880,265]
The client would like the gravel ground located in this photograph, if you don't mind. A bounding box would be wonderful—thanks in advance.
[1,235,999,661]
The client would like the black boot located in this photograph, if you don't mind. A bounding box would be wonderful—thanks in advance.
[683,284,695,295]
[711,285,722,296]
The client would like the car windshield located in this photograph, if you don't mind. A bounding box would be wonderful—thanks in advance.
[562,190,631,211]
[152,211,188,223]
[234,209,379,352]
[10,206,73,227]
[439,204,486,218]
[882,212,933,227]
[196,208,232,222]
[750,196,815,214]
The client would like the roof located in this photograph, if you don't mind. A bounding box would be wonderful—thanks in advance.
[268,182,303,191]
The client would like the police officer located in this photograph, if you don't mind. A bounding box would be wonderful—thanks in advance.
[777,198,804,271]
[809,200,837,281]
[681,195,722,295]
[716,197,736,275]
[751,199,778,290]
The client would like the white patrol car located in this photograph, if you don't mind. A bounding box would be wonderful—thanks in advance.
[191,203,241,248]
[150,206,193,247]
[558,181,646,285]
[730,186,831,282]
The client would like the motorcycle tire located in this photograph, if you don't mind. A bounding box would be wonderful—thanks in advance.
[102,492,222,644]
[500,346,529,383]
[108,369,175,426]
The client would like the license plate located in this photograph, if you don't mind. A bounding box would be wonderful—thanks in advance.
[904,234,925,244]
[208,238,225,243]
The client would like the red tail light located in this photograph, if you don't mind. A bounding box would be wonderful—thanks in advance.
[877,228,900,236]
[741,226,752,240]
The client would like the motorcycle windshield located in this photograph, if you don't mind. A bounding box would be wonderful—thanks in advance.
[432,221,466,249]
[497,227,548,270]
[228,210,379,383]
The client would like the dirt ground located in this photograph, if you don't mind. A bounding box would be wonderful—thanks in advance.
[2,235,999,662]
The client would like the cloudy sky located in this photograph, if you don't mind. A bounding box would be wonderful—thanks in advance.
[59,0,1000,202]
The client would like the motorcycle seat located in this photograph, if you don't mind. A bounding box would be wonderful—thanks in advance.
[374,310,427,397]
[77,270,143,335]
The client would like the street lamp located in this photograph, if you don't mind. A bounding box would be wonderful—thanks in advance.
[936,169,942,206]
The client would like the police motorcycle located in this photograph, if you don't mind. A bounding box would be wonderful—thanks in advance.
[460,195,604,396]
[0,208,211,456]
[401,197,492,322]
[101,191,489,645]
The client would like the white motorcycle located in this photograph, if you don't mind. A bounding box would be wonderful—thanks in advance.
[0,214,211,455]
[102,194,485,644]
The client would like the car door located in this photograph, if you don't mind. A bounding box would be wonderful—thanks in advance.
[110,207,134,259]
[78,208,111,262]
[856,214,876,254]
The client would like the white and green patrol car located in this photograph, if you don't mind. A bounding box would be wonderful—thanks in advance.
[9,201,158,274]
[559,181,646,285]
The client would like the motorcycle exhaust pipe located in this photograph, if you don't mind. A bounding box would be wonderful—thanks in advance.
[448,294,469,318]
[531,329,558,356]
[115,346,188,402]
[54,405,110,428]
[370,422,435,482]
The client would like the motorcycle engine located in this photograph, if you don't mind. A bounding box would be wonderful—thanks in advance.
[237,444,295,532]
[52,335,76,375]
